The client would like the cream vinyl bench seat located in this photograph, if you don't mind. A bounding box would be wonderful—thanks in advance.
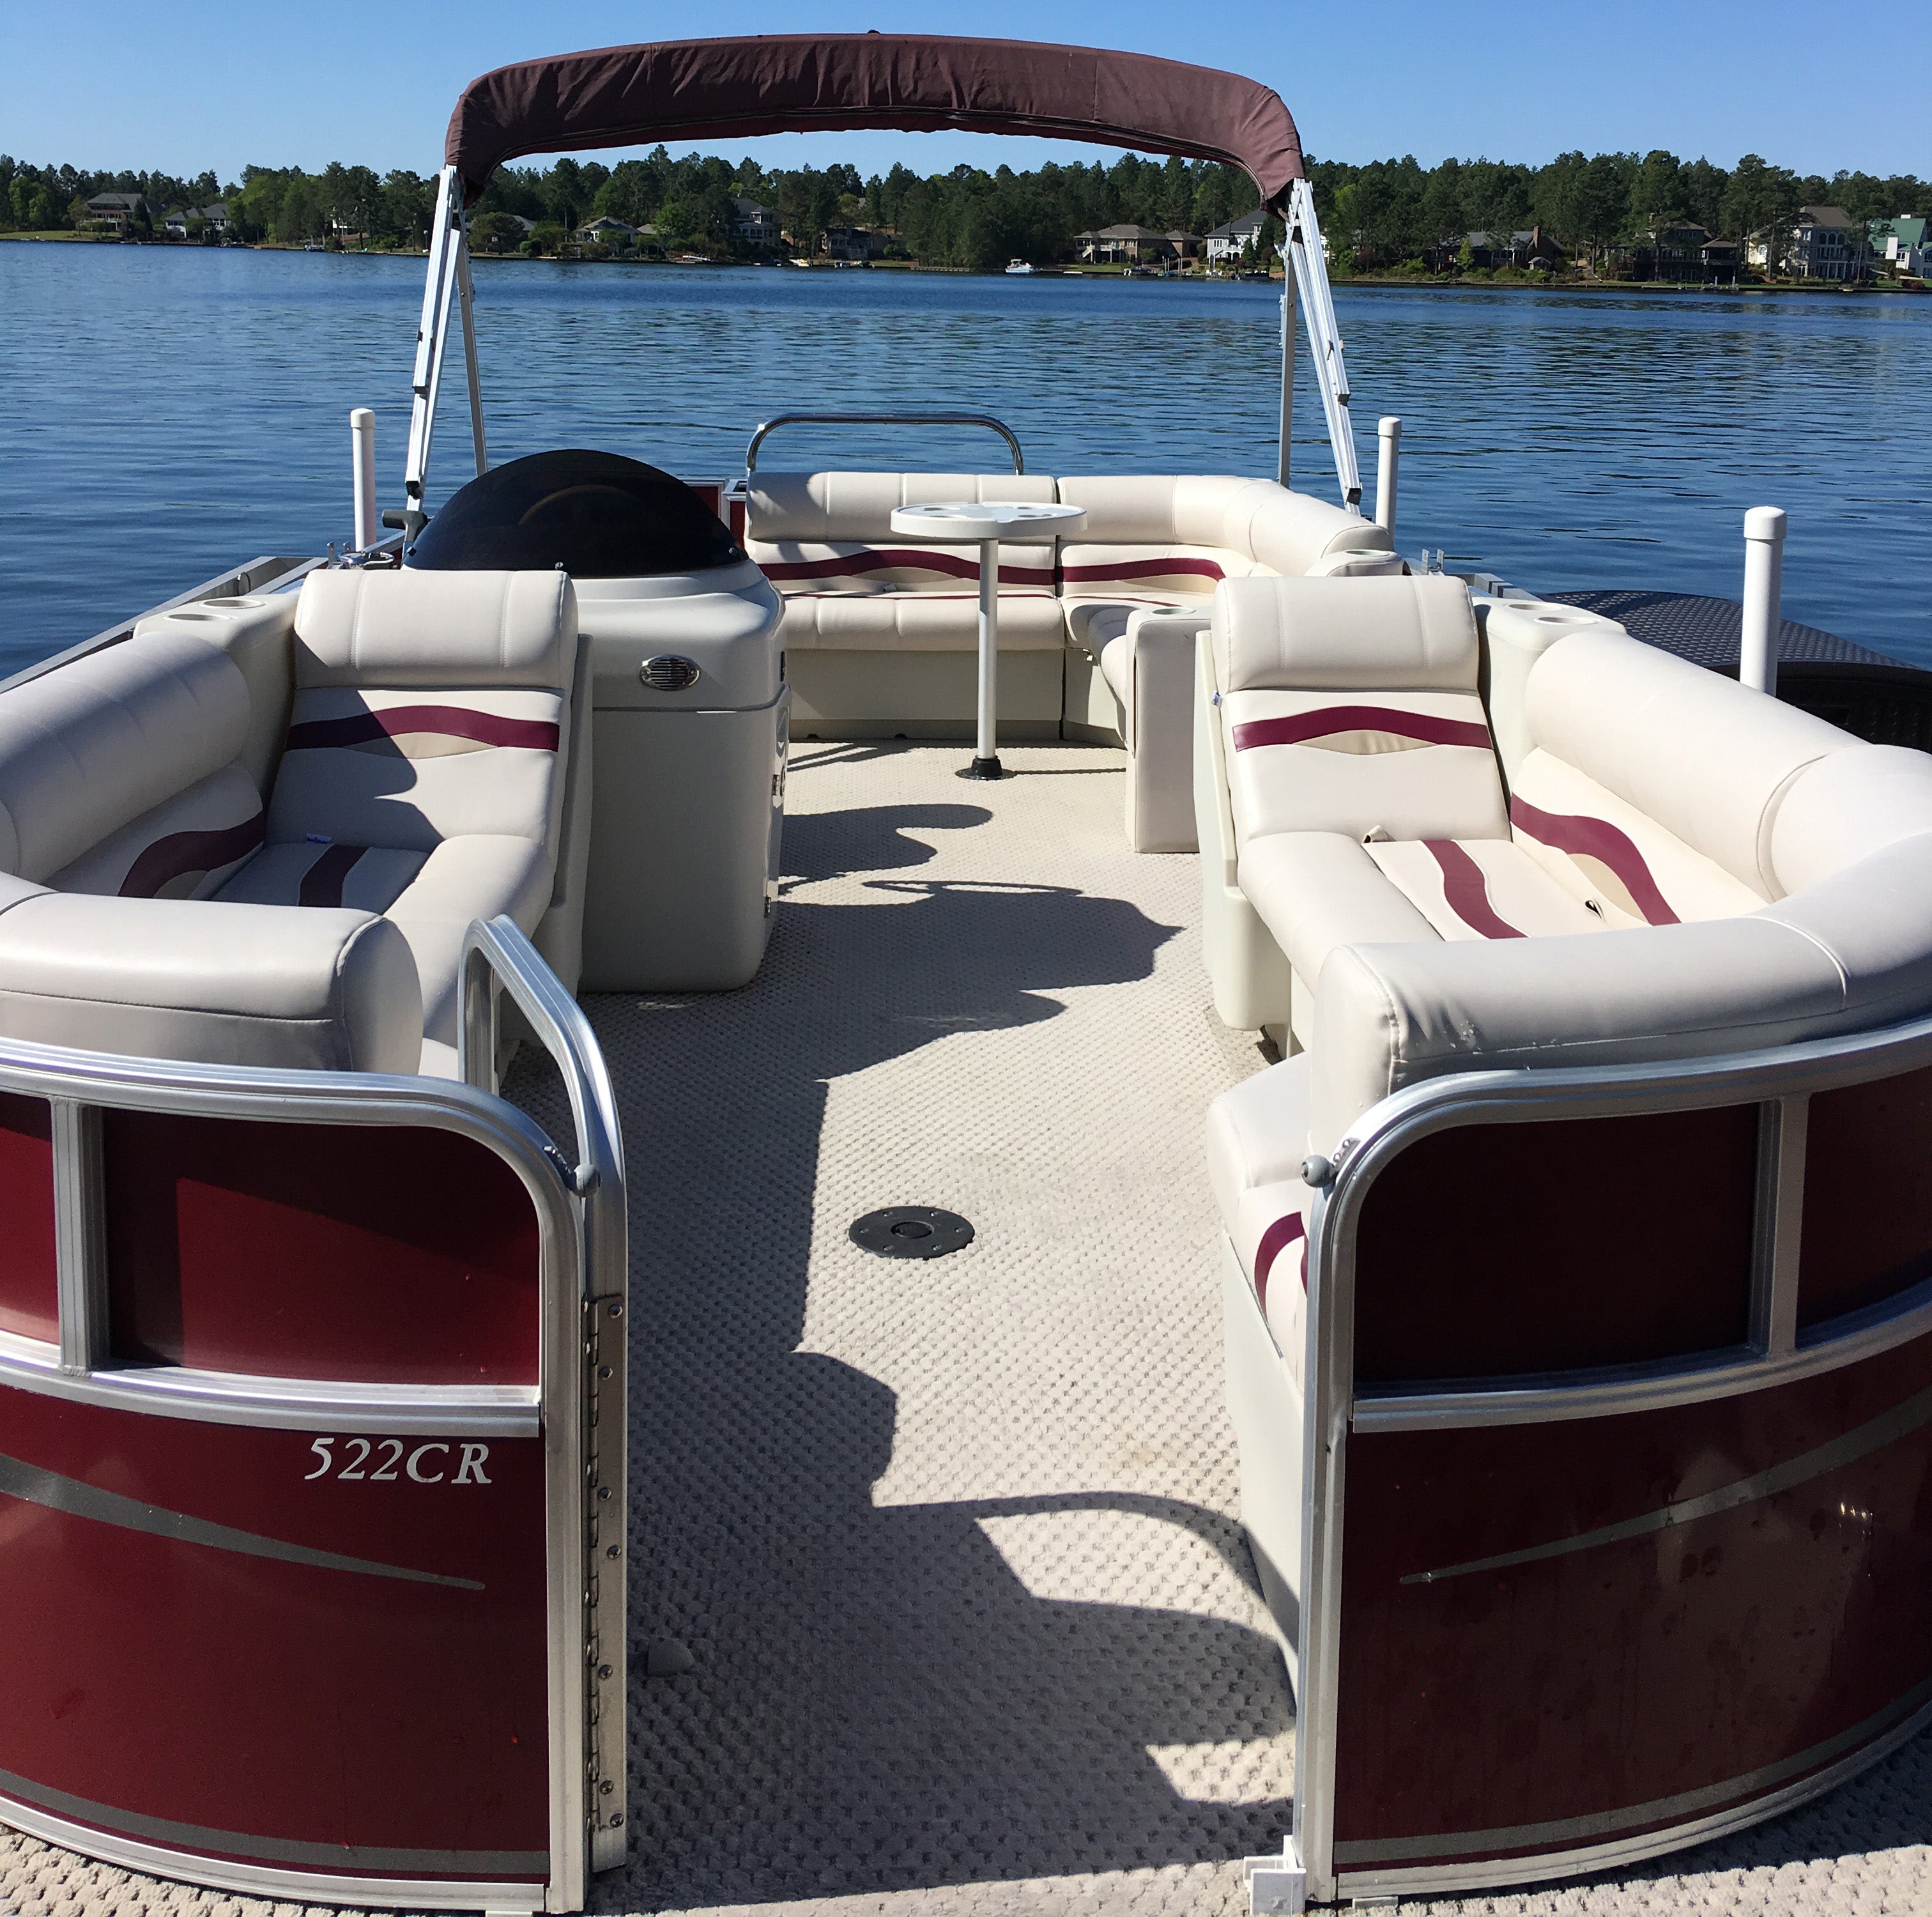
[0,568,591,1079]
[1199,569,1932,1362]
[746,468,1399,851]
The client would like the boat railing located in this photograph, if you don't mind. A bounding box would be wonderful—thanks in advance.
[1264,1002,1932,1907]
[742,410,1027,475]
[0,932,629,1907]
[461,912,630,1877]
[0,551,323,697]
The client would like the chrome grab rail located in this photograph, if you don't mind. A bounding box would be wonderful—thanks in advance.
[458,914,628,1877]
[459,916,625,1304]
[744,411,1025,474]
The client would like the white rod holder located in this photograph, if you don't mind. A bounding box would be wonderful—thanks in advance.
[349,408,378,552]
[1741,506,1787,695]
[1375,417,1402,541]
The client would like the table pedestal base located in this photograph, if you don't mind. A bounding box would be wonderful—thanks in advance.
[959,755,1007,781]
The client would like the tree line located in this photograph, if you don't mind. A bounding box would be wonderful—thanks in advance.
[4,144,1925,272]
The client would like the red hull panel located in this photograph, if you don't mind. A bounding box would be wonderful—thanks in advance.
[0,1094,57,1345]
[1802,1066,1932,1327]
[1331,1334,1932,1866]
[1353,1105,1758,1383]
[103,1112,542,1384]
[0,1386,550,1881]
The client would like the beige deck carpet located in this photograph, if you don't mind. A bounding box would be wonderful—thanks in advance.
[2,743,1928,1916]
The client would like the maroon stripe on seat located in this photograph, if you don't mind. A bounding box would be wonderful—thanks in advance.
[761,550,1054,585]
[118,812,264,899]
[1061,557,1226,583]
[1254,1212,1307,1316]
[285,706,559,753]
[1510,796,1680,925]
[1423,840,1524,940]
[1230,705,1493,751]
[298,844,367,909]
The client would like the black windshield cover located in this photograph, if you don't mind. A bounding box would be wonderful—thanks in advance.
[408,449,744,576]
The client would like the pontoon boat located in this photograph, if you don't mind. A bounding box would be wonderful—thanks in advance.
[3,32,1930,1917]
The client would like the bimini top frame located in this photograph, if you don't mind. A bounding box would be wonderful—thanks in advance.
[402,33,1361,531]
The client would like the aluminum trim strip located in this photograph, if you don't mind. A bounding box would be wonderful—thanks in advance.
[1331,1676,1932,1865]
[0,1449,486,1589]
[1352,1275,1932,1431]
[0,1763,545,1873]
[0,1792,544,1912]
[1399,1380,1932,1585]
[0,1335,544,1435]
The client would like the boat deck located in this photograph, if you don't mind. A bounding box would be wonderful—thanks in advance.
[3,742,1931,1915]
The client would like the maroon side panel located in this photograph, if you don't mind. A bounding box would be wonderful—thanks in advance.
[0,1093,57,1344]
[0,1385,549,1879]
[1332,1334,1932,1865]
[104,1113,540,1383]
[1353,1106,1757,1383]
[1801,1066,1932,1327]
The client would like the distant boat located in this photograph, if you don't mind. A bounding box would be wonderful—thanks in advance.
[1004,258,1035,274]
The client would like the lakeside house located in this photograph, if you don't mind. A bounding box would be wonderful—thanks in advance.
[84,192,163,232]
[1626,220,1740,282]
[732,197,779,249]
[820,224,892,261]
[1073,223,1197,265]
[162,201,227,238]
[574,215,638,247]
[1204,210,1268,262]
[1870,216,1928,277]
[1747,205,1872,281]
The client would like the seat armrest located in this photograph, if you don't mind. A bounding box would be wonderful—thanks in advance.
[0,889,422,1074]
[1117,608,1206,852]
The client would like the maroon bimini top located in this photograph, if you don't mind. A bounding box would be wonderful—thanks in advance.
[445,34,1305,210]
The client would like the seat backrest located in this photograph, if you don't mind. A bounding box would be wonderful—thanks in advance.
[1211,574,1507,843]
[1234,487,1395,578]
[1055,474,1266,602]
[272,568,578,856]
[744,471,1059,594]
[0,627,263,898]
[1514,628,1856,925]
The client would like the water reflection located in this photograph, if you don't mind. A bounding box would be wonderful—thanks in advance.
[1,247,1926,670]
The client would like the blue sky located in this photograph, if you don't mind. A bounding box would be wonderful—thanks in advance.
[3,1,1927,183]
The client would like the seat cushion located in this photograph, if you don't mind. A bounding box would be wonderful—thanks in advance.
[1222,688,1508,843]
[776,589,1066,652]
[1239,833,1600,1005]
[1510,750,1768,927]
[0,874,419,1075]
[214,841,429,914]
[753,541,1057,596]
[384,836,553,1047]
[266,687,569,852]
[1206,1055,1315,1369]
[293,569,576,692]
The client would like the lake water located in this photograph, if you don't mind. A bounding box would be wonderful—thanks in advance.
[2,245,1928,675]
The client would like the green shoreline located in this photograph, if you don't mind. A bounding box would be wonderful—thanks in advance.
[2,231,1921,295]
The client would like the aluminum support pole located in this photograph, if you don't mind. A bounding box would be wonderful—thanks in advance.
[454,227,487,478]
[1284,180,1363,512]
[966,539,1002,778]
[1375,417,1402,542]
[349,408,378,552]
[402,165,463,542]
[1278,250,1296,489]
[1741,506,1786,695]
